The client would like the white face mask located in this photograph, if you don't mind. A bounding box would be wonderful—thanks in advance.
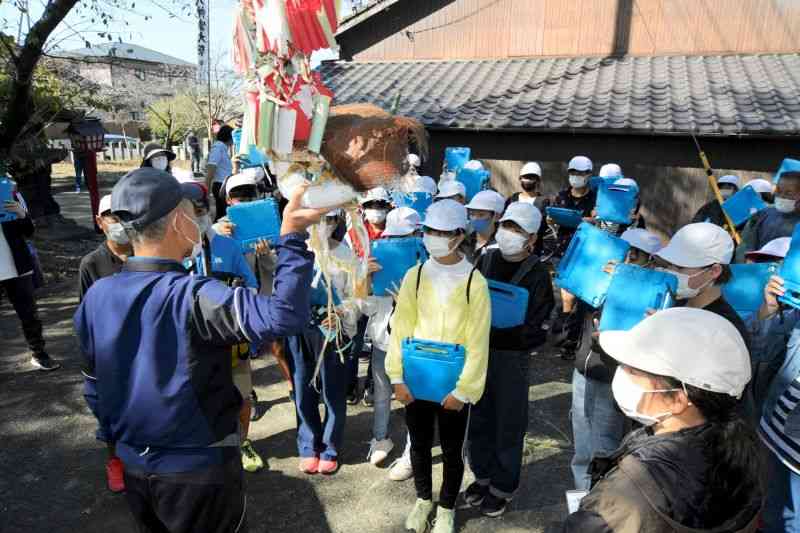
[423,233,458,258]
[323,218,338,238]
[175,211,203,259]
[365,208,388,224]
[495,227,528,257]
[775,196,797,214]
[569,174,588,188]
[611,367,679,427]
[106,222,130,245]
[658,267,711,300]
[719,188,735,199]
[151,155,169,171]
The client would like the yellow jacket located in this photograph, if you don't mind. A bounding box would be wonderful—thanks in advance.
[386,260,491,404]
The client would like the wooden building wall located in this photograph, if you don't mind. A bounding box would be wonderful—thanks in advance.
[422,129,795,237]
[340,0,800,61]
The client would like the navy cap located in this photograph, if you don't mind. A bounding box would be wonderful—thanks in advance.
[111,167,198,230]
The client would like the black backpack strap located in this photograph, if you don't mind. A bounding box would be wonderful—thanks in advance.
[466,266,478,305]
[415,263,423,299]
[510,253,540,285]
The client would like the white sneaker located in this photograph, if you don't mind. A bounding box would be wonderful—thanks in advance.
[404,498,433,533]
[388,453,413,481]
[431,506,455,533]
[367,438,394,466]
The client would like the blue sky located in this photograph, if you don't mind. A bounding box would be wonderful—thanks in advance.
[0,0,350,67]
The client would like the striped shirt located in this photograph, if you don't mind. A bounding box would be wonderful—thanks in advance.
[760,377,800,475]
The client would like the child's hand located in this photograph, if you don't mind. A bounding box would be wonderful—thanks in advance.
[218,220,235,237]
[394,384,415,405]
[367,257,382,274]
[441,393,464,412]
[760,275,785,319]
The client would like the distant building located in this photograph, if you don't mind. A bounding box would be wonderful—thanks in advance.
[56,43,197,134]
[323,0,800,234]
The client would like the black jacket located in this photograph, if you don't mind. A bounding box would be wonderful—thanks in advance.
[1,212,35,278]
[564,424,761,533]
[478,248,555,351]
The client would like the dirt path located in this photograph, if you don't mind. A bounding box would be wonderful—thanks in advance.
[0,167,576,533]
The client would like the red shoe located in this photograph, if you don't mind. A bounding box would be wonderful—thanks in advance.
[299,456,320,474]
[317,458,338,475]
[106,457,125,493]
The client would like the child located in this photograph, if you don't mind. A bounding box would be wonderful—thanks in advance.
[386,199,491,533]
[466,202,554,516]
[287,209,362,475]
[365,207,424,467]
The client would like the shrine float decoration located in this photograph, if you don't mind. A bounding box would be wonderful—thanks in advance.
[231,0,428,368]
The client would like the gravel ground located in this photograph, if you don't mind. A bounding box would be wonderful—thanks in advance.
[0,164,575,533]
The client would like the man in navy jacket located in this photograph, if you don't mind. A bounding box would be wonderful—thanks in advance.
[75,168,328,533]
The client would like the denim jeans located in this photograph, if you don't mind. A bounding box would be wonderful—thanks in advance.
[468,349,529,498]
[371,348,391,440]
[763,449,800,532]
[286,327,348,461]
[74,156,85,189]
[570,370,626,490]
[346,316,369,394]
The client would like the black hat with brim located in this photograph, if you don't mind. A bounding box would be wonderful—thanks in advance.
[111,167,198,231]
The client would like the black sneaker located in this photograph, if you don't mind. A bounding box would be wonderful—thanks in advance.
[480,492,509,518]
[31,353,60,371]
[362,387,374,407]
[463,481,489,507]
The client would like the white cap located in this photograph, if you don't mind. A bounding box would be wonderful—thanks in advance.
[600,307,751,398]
[424,199,467,232]
[656,222,734,268]
[407,153,421,168]
[412,175,438,195]
[620,228,662,255]
[746,236,791,261]
[599,163,622,178]
[745,178,774,194]
[463,160,484,171]
[520,162,542,177]
[568,155,593,172]
[466,190,505,215]
[359,186,392,205]
[499,201,542,234]
[325,208,343,218]
[225,171,259,196]
[436,180,466,199]
[383,207,421,237]
[99,194,112,215]
[717,174,740,188]
[613,177,639,189]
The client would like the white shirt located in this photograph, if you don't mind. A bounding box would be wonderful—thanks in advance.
[207,141,233,183]
[422,256,473,303]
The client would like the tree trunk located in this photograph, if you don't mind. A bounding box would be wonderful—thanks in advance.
[0,0,80,160]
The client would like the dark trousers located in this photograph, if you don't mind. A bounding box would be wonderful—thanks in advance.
[123,458,247,533]
[406,400,468,509]
[190,150,202,173]
[346,315,369,394]
[469,349,529,498]
[0,274,45,355]
[74,156,85,188]
[287,327,348,460]
[212,182,227,221]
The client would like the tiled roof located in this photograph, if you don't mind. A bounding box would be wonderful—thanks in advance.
[61,43,195,67]
[318,54,800,136]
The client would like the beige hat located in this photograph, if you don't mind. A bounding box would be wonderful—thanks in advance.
[600,307,751,398]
